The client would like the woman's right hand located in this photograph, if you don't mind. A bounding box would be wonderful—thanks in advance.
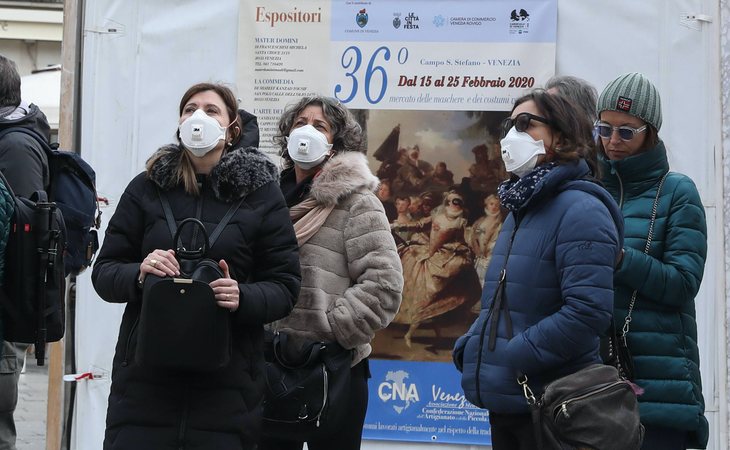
[139,249,180,283]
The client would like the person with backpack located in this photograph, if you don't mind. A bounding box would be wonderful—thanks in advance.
[0,54,53,450]
[91,82,301,450]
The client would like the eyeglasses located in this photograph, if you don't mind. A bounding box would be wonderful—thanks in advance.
[446,198,464,207]
[595,121,647,141]
[500,113,551,139]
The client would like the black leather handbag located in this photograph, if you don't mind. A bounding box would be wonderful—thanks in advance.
[262,331,352,440]
[135,191,243,372]
[519,364,644,450]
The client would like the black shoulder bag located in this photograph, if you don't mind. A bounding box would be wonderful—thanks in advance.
[135,191,244,372]
[262,331,353,441]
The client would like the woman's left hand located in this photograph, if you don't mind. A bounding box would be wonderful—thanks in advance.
[211,259,240,312]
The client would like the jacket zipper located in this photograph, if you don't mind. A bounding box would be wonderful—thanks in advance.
[615,171,625,208]
[121,317,139,366]
[473,223,519,407]
[552,381,627,420]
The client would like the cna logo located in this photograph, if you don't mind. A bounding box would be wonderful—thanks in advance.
[377,370,420,414]
[356,8,369,28]
[433,14,445,27]
[393,12,401,29]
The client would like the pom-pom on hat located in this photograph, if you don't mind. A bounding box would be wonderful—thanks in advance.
[597,72,662,131]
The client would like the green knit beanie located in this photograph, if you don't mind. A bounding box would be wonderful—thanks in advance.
[596,72,662,131]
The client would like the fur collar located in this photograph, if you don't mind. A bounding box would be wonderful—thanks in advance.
[147,144,279,202]
[310,152,379,207]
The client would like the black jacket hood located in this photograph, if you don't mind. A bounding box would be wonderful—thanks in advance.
[0,103,52,142]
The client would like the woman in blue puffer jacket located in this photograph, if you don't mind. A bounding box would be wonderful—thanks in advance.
[453,90,623,449]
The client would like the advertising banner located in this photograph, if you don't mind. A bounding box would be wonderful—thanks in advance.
[238,0,557,444]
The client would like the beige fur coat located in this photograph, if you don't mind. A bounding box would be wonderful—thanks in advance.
[271,152,404,365]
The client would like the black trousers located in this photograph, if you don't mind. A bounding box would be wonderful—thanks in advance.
[488,411,538,450]
[258,359,370,450]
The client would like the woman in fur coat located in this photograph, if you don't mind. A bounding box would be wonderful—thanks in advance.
[259,96,404,450]
[92,83,301,450]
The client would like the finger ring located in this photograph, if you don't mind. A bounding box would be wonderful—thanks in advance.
[150,259,158,268]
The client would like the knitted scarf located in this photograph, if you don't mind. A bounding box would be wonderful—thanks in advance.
[497,162,557,212]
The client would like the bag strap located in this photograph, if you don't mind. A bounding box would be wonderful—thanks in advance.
[621,172,669,338]
[517,373,544,450]
[157,189,245,249]
[272,332,324,369]
[487,222,519,351]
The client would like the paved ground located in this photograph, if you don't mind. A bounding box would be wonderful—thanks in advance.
[16,360,48,450]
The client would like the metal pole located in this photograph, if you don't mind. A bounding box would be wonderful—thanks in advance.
[47,0,82,447]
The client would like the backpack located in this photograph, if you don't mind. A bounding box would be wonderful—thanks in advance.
[0,127,100,276]
[0,169,66,365]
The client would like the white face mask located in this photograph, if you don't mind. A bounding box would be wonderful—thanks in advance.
[179,109,228,157]
[286,124,333,170]
[500,127,546,178]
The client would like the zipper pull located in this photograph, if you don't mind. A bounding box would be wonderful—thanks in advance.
[561,403,570,419]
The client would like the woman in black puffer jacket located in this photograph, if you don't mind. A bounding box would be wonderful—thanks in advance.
[92,82,301,450]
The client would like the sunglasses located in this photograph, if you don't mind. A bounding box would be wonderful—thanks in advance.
[595,121,647,141]
[446,198,464,207]
[500,113,551,139]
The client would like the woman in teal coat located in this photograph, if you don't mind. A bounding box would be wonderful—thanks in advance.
[596,72,708,450]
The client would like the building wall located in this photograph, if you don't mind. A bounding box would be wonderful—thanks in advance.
[0,40,61,76]
[721,1,730,447]
[0,0,63,75]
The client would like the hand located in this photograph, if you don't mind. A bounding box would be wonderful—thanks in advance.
[139,249,180,283]
[211,259,240,312]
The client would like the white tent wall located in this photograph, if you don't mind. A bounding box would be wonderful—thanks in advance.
[72,1,727,449]
[71,0,240,448]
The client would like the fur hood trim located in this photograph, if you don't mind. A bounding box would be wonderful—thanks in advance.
[311,152,379,207]
[147,144,279,202]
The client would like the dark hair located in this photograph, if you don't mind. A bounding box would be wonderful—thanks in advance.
[545,75,598,123]
[275,95,363,168]
[0,55,21,108]
[512,89,598,177]
[146,83,243,195]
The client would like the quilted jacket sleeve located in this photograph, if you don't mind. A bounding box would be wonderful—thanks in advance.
[504,193,619,374]
[615,175,707,307]
[91,174,147,304]
[326,192,404,349]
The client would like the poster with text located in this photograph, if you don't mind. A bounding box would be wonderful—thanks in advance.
[238,0,557,445]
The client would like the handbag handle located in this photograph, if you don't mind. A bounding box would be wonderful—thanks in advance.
[173,218,211,260]
[272,332,324,370]
[621,172,669,337]
[157,189,246,254]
